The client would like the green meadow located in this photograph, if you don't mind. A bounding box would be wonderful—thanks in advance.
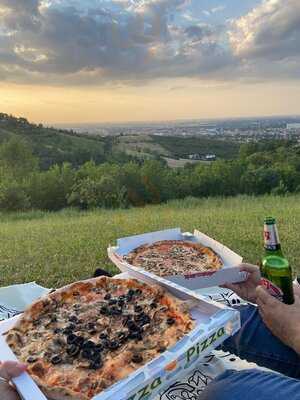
[1,195,300,288]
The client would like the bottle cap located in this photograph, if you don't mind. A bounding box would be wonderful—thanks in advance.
[262,255,289,270]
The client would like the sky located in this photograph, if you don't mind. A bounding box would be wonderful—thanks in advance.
[0,0,300,124]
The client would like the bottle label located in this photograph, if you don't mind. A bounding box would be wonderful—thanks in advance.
[260,278,283,302]
[264,223,280,250]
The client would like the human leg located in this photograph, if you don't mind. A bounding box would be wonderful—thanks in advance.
[220,304,300,378]
[200,369,300,400]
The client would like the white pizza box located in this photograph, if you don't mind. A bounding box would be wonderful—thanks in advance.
[0,276,241,400]
[108,228,247,291]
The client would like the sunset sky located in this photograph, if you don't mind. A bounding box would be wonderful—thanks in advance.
[0,0,300,124]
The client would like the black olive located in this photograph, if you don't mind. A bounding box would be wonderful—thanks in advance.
[67,345,80,357]
[141,315,150,326]
[108,299,117,306]
[69,315,78,323]
[132,354,143,363]
[128,289,135,297]
[128,331,142,341]
[118,299,125,307]
[50,315,57,323]
[27,356,38,363]
[75,336,85,348]
[51,355,62,365]
[63,323,76,335]
[54,328,61,334]
[100,306,108,315]
[81,348,94,360]
[134,305,143,313]
[127,320,138,330]
[89,359,103,370]
[95,343,104,351]
[150,302,158,309]
[118,295,126,301]
[67,334,77,345]
[104,293,111,300]
[135,289,142,296]
[158,346,166,353]
[91,350,101,362]
[108,341,120,350]
[123,315,132,326]
[167,318,175,325]
[110,306,122,315]
[86,322,95,330]
[99,332,108,340]
[101,338,110,348]
[82,340,95,349]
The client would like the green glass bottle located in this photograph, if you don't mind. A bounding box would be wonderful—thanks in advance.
[263,217,283,257]
[262,217,294,304]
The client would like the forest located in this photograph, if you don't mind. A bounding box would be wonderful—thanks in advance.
[1,134,300,212]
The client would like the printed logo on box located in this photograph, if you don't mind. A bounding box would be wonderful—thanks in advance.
[126,377,162,400]
[184,271,216,280]
[185,327,226,365]
[126,327,226,400]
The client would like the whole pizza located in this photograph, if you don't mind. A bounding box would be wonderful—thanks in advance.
[123,240,223,276]
[5,277,195,400]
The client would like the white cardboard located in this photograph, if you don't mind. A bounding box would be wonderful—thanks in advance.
[109,228,246,290]
[0,274,240,400]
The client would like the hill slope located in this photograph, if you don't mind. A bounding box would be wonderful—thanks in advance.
[0,113,107,169]
[1,195,299,288]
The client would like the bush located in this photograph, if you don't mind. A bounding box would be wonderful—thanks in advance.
[26,163,75,211]
[0,180,30,211]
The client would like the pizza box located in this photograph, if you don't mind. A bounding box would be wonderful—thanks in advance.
[0,276,241,400]
[108,228,247,291]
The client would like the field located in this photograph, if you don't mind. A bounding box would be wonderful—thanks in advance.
[1,195,300,289]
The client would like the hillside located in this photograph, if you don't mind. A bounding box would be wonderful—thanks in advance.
[1,195,299,288]
[0,113,107,169]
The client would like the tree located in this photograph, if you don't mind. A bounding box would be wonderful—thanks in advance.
[0,137,38,179]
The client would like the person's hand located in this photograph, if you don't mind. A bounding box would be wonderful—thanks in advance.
[0,361,26,400]
[221,263,261,303]
[256,286,300,354]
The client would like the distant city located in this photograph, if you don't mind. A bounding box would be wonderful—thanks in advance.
[54,116,300,143]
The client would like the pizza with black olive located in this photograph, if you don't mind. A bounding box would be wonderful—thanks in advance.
[4,277,194,400]
[123,240,223,277]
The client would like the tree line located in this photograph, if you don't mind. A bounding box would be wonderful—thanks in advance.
[0,137,300,212]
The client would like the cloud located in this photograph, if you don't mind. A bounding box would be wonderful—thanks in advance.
[211,6,226,13]
[0,0,300,86]
[230,0,300,60]
[0,0,234,85]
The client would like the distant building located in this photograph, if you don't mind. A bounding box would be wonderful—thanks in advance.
[188,154,216,161]
[287,123,300,130]
[205,154,216,161]
[189,154,201,160]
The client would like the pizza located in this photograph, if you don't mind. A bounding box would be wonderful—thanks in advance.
[123,240,223,276]
[5,277,195,400]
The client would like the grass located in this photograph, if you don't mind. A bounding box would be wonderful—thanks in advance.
[1,195,300,289]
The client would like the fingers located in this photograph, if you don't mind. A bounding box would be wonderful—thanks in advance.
[256,285,278,305]
[239,263,260,274]
[0,361,27,381]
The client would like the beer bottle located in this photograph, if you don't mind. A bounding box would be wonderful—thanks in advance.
[262,217,294,304]
[263,217,283,257]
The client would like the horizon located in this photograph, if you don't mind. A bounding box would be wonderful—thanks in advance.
[1,0,300,123]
